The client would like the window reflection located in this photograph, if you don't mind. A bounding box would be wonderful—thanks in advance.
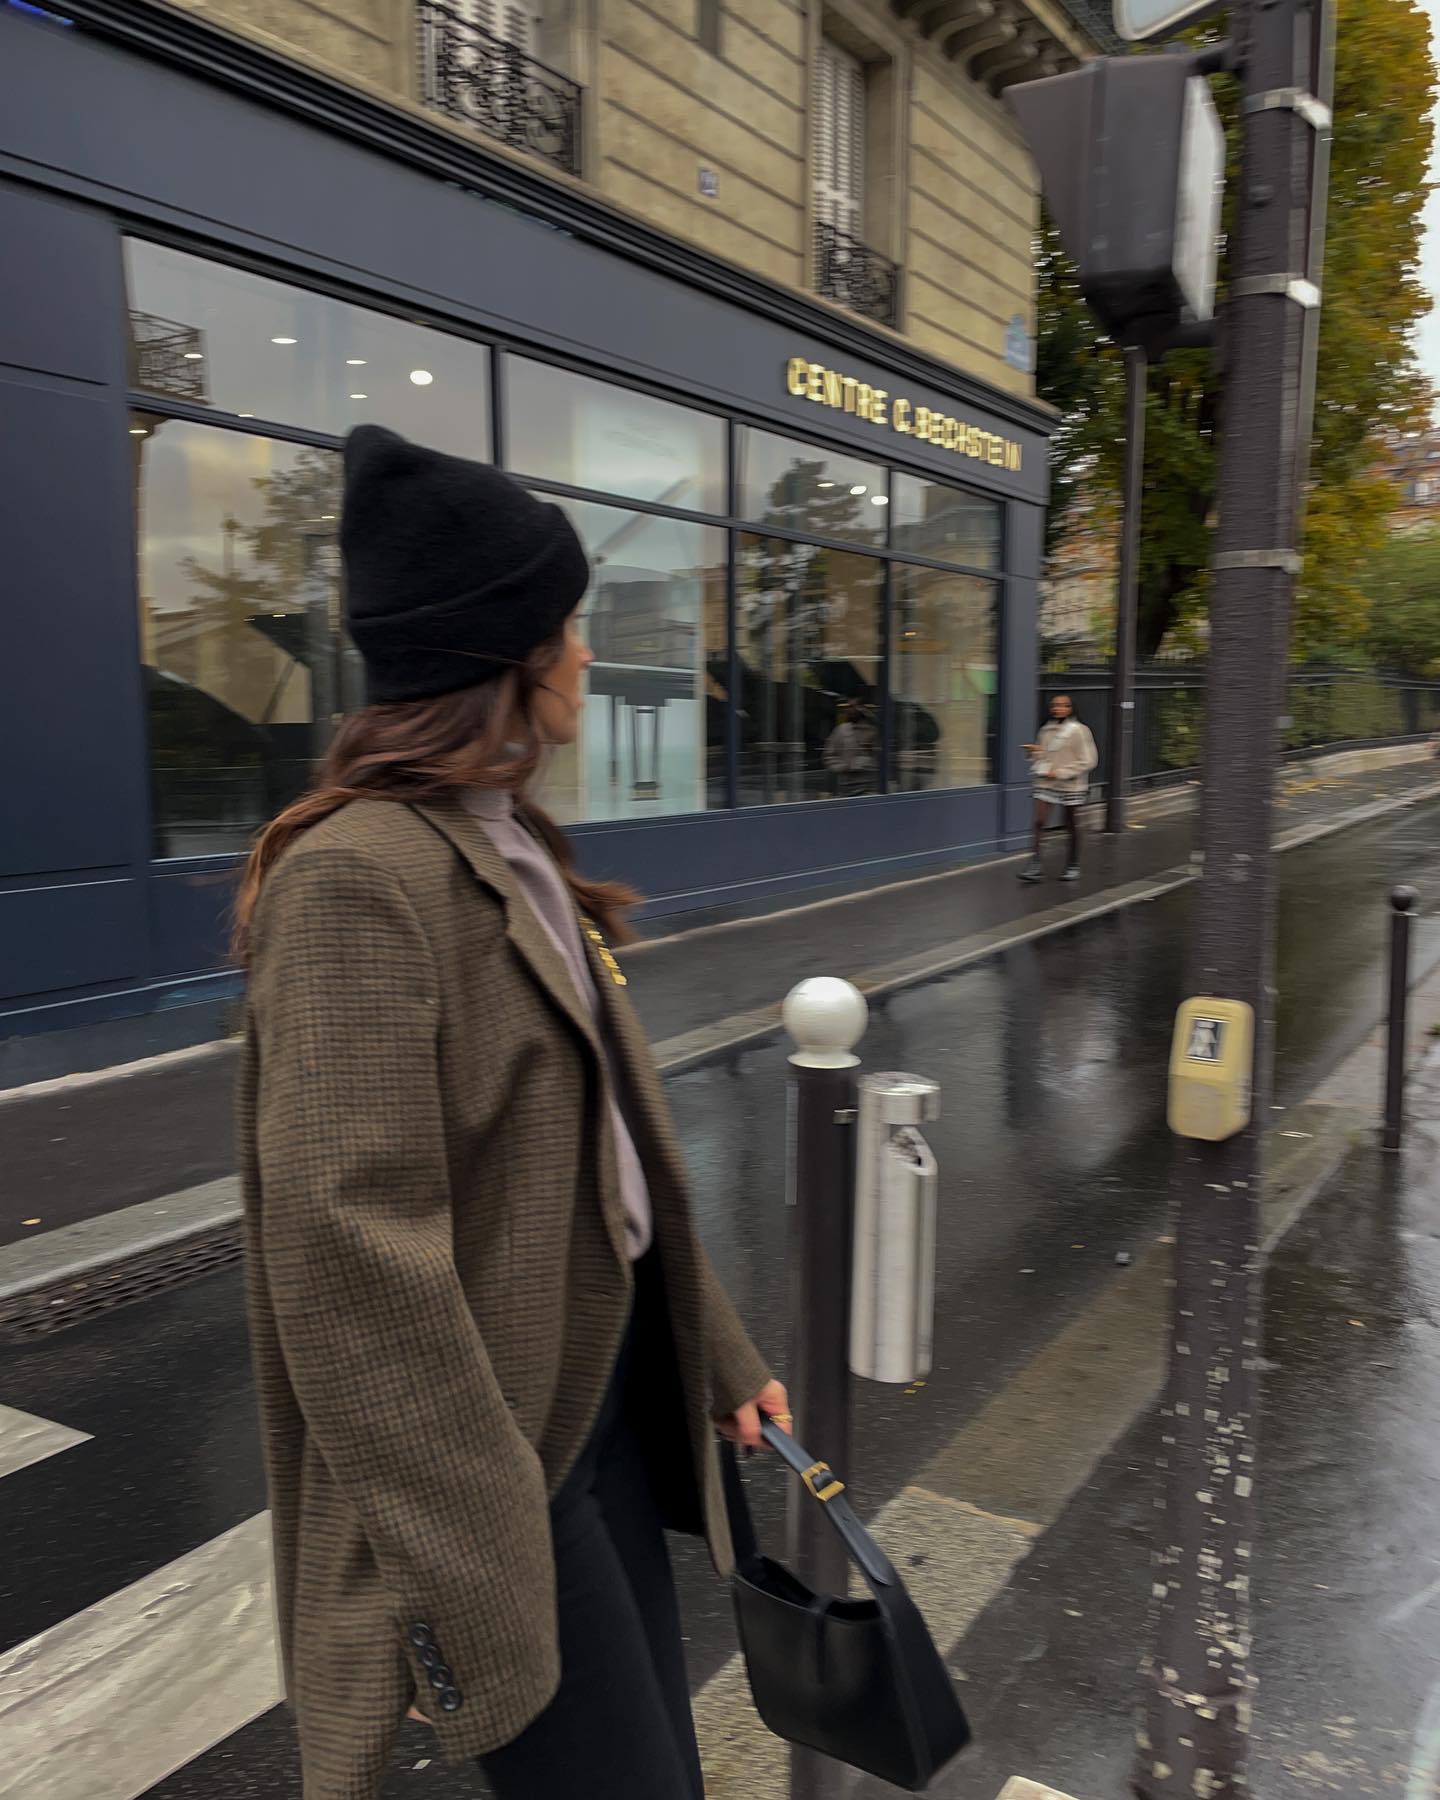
[737,428,887,547]
[537,499,726,824]
[891,564,997,791]
[734,536,884,805]
[124,240,491,454]
[891,472,1001,570]
[134,415,352,857]
[506,358,727,515]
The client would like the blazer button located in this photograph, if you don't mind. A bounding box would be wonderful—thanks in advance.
[407,1624,435,1649]
[438,1687,463,1713]
[427,1666,454,1691]
[418,1644,442,1670]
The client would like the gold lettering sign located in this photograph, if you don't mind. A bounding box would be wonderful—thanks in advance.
[784,356,1022,474]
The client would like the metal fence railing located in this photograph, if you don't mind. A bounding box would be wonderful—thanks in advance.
[813,221,901,330]
[417,1,582,178]
[1036,664,1440,794]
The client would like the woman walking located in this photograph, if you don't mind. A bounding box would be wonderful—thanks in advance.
[1019,693,1098,883]
[235,425,786,1800]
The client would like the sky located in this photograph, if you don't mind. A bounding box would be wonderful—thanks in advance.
[1416,0,1440,395]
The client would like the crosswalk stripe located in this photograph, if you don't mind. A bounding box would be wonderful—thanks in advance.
[0,1406,90,1481]
[0,1514,280,1800]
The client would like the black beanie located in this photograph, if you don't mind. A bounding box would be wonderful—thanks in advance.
[340,425,591,704]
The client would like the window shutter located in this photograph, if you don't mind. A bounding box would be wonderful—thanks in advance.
[815,39,864,238]
[501,4,537,53]
[455,0,497,35]
[454,0,535,49]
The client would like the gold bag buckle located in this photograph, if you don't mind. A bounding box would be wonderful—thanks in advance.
[802,1461,845,1503]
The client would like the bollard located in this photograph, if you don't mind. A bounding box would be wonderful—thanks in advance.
[1383,885,1419,1153]
[781,976,867,1800]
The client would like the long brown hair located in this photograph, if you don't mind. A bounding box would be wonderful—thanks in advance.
[231,639,638,965]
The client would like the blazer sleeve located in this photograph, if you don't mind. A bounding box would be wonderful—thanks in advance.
[702,1255,773,1419]
[249,846,557,1759]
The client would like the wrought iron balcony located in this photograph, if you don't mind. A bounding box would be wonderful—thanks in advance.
[128,313,210,404]
[418,1,582,179]
[813,221,901,330]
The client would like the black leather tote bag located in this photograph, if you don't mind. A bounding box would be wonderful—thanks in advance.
[723,1421,970,1790]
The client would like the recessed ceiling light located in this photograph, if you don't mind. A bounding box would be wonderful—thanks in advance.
[346,359,367,366]
[183,351,205,361]
[816,480,835,489]
[271,336,298,345]
[872,494,890,506]
[409,369,434,386]
[350,393,368,400]
[237,412,255,419]
[129,427,147,436]
[849,484,867,496]
[320,514,336,520]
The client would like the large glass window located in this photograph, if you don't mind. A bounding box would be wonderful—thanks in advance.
[891,564,998,792]
[734,536,884,805]
[506,358,727,514]
[535,499,727,825]
[125,239,1012,851]
[891,472,1002,570]
[738,428,887,547]
[134,414,350,857]
[125,240,491,455]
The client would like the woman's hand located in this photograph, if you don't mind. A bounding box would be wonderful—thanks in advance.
[407,1703,430,1725]
[718,1379,791,1450]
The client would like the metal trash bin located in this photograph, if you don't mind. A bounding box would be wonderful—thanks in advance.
[849,1071,940,1385]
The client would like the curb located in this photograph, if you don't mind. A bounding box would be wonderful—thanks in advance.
[2,775,1436,1334]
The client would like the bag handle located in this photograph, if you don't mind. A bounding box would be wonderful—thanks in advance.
[722,1421,897,1592]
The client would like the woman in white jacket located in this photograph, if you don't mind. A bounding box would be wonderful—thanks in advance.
[1020,693,1098,883]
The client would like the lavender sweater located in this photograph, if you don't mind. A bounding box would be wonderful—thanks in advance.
[462,788,654,1260]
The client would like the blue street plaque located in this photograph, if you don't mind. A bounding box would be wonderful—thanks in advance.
[1004,315,1032,373]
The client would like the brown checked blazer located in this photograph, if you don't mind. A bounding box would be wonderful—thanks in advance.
[238,794,770,1799]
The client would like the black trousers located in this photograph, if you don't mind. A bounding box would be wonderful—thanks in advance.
[478,1266,705,1799]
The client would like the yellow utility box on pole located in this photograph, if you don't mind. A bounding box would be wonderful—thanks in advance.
[1167,998,1255,1141]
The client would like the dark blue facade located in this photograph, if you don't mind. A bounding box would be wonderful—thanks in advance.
[0,3,1052,1078]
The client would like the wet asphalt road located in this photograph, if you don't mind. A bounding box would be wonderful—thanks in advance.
[1,799,1438,1797]
[6,761,1436,1250]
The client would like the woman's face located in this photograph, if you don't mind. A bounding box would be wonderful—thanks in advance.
[1051,695,1073,722]
[533,613,593,746]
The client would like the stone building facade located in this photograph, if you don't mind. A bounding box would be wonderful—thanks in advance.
[160,0,1096,396]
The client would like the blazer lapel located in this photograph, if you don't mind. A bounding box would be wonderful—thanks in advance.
[583,929,690,1207]
[409,797,603,1067]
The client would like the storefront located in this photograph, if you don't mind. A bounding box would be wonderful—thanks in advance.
[0,2,1051,1073]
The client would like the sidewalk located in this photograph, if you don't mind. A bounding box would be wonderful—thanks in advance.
[1,754,1437,1261]
[885,1015,1440,1799]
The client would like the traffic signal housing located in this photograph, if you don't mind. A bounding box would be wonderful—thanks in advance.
[1009,56,1224,345]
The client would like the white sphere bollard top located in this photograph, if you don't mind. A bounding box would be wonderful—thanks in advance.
[783,977,868,1069]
